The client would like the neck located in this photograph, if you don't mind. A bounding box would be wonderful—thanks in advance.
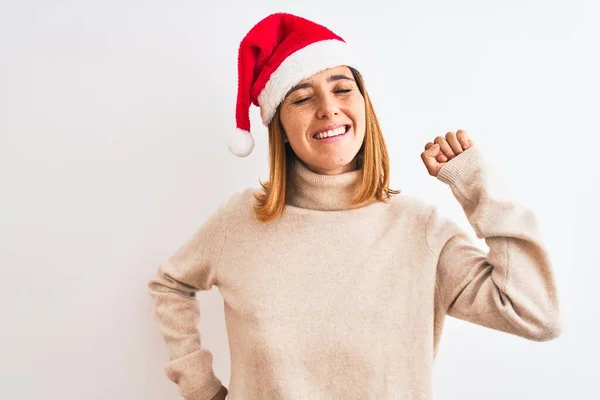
[300,158,359,175]
[286,158,366,211]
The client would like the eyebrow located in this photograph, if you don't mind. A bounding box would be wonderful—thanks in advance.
[285,74,355,97]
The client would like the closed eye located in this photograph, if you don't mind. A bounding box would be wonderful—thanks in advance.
[293,89,352,105]
[293,98,310,105]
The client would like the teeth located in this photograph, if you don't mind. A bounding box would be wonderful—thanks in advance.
[314,126,347,140]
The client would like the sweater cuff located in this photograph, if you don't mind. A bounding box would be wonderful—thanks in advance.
[435,146,483,192]
[184,376,223,400]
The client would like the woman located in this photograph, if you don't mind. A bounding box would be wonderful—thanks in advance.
[148,13,562,400]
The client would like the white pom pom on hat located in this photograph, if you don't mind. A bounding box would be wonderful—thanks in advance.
[228,128,255,157]
[231,12,362,157]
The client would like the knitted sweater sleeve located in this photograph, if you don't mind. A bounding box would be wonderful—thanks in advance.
[425,146,562,341]
[147,199,230,400]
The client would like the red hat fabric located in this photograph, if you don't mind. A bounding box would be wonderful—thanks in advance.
[229,12,362,157]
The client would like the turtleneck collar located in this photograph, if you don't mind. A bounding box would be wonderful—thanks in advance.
[286,158,367,211]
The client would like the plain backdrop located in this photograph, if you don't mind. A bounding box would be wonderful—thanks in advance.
[1,1,598,399]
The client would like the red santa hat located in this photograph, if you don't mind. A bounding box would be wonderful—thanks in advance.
[229,12,362,157]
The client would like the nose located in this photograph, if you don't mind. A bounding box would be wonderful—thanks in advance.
[316,93,339,119]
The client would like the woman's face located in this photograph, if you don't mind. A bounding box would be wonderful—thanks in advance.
[279,65,366,175]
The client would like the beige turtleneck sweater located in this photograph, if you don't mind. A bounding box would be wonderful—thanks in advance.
[147,146,562,400]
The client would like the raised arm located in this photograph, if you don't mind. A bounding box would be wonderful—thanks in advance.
[426,146,562,341]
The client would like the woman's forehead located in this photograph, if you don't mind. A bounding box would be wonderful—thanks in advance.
[286,66,354,96]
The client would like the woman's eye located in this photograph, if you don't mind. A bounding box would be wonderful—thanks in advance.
[293,89,351,105]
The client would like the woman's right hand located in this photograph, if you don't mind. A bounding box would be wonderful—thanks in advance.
[210,385,228,400]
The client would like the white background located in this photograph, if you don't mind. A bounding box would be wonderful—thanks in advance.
[1,1,598,399]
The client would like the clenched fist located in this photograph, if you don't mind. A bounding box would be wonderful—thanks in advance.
[421,129,474,177]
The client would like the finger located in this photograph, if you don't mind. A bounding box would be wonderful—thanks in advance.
[421,144,439,171]
[434,135,454,159]
[426,142,447,164]
[456,129,473,149]
[446,131,464,154]
[424,142,440,157]
[430,140,448,162]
